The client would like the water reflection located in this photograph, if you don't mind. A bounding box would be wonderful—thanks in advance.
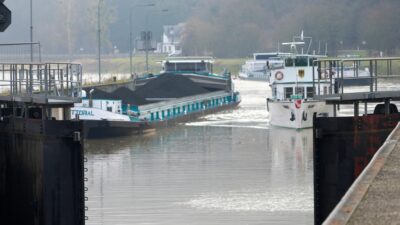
[85,126,313,225]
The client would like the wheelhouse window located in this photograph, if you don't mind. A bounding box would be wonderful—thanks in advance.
[285,57,309,67]
[306,87,314,98]
[295,87,304,97]
[285,58,294,67]
[284,87,293,99]
[164,62,208,72]
[295,57,308,67]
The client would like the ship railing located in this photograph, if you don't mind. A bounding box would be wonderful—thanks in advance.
[138,90,236,120]
[312,57,400,102]
[169,71,229,79]
[0,62,82,105]
[165,56,215,62]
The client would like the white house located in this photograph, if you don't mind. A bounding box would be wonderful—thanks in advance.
[156,23,185,56]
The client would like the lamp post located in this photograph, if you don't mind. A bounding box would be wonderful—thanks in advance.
[129,6,133,76]
[143,8,168,73]
[97,0,103,84]
[129,3,156,77]
[30,0,33,62]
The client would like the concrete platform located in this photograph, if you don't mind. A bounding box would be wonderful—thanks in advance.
[323,123,400,225]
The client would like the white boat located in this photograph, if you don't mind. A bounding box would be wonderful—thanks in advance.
[332,64,371,86]
[267,33,332,129]
[238,53,287,81]
[71,58,241,138]
[238,60,268,80]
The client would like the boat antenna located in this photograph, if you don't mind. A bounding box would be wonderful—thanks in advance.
[282,42,304,54]
[277,41,280,53]
[318,41,321,55]
[325,42,328,55]
[293,30,312,54]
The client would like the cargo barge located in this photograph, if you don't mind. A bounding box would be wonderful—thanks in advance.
[73,57,241,139]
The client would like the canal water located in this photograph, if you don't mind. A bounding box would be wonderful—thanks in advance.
[85,80,314,225]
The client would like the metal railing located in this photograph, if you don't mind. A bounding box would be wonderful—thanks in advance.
[313,57,400,99]
[0,42,42,63]
[0,63,82,104]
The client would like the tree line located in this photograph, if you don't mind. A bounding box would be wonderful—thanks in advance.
[0,0,399,58]
[182,0,400,57]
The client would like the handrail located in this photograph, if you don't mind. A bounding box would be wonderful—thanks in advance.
[0,62,82,103]
[312,57,400,99]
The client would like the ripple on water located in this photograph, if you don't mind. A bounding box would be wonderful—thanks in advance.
[180,187,313,212]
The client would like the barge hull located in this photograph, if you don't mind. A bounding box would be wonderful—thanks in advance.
[82,102,240,139]
[82,120,149,139]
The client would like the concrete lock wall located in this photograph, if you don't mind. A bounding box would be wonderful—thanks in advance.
[0,118,85,225]
[313,113,400,225]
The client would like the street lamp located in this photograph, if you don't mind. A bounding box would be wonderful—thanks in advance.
[30,0,33,62]
[143,8,169,73]
[129,6,133,76]
[129,3,156,77]
[97,0,104,84]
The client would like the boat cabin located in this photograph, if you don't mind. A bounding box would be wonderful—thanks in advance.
[242,60,268,72]
[161,57,214,74]
[269,54,330,101]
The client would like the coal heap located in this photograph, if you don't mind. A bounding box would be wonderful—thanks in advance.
[112,87,148,105]
[133,73,210,99]
[83,88,114,100]
[84,87,148,105]
[85,73,212,106]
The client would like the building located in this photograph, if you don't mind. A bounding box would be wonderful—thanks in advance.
[156,23,185,56]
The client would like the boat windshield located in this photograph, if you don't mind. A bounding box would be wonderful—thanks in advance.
[279,86,315,100]
[284,56,316,67]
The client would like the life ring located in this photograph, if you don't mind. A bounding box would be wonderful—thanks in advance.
[275,71,284,80]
